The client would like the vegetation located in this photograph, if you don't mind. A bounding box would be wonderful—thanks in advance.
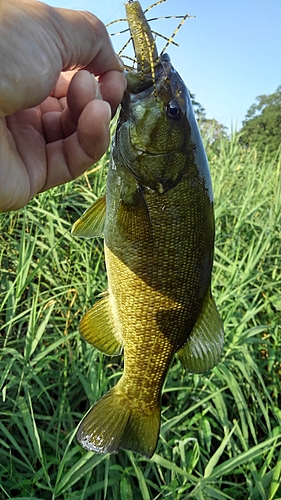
[1,131,281,499]
[239,86,281,158]
[190,92,228,146]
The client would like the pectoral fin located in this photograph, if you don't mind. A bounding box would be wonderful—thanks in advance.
[80,293,123,356]
[178,291,224,373]
[118,188,153,241]
[71,195,106,238]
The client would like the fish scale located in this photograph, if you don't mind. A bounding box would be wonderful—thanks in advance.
[72,0,224,458]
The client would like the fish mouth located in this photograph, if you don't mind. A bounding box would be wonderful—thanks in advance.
[124,54,188,120]
[126,53,172,95]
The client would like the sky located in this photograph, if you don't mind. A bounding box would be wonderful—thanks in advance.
[45,0,280,131]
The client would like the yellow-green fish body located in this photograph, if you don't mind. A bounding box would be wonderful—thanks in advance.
[72,1,223,459]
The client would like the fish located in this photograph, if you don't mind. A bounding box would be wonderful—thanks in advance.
[72,0,224,459]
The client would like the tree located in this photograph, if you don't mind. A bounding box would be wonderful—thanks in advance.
[188,91,228,153]
[199,118,228,144]
[189,91,207,122]
[240,86,281,157]
[189,92,228,140]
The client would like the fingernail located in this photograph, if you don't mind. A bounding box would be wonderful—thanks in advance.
[122,72,127,91]
[90,73,103,100]
[105,102,112,126]
[115,53,124,71]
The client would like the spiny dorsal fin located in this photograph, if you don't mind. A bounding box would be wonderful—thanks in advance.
[71,195,106,239]
[80,293,123,356]
[178,291,224,373]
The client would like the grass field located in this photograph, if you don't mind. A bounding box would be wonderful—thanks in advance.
[1,133,281,499]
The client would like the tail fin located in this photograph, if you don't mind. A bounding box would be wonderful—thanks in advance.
[77,386,160,459]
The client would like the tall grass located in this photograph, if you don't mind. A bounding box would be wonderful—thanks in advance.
[0,134,281,499]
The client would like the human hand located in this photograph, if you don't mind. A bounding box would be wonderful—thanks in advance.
[0,0,126,212]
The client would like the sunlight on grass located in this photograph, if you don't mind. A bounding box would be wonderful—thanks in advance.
[0,138,281,498]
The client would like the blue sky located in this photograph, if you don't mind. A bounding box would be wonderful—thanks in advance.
[46,0,280,131]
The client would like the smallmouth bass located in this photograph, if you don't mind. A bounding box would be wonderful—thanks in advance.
[72,0,224,459]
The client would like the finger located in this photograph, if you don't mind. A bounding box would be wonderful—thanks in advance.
[64,70,126,124]
[40,97,63,114]
[66,70,101,123]
[51,71,75,99]
[99,71,127,116]
[42,106,77,142]
[77,99,111,160]
[42,99,111,191]
[42,70,108,142]
[42,111,64,143]
[59,70,101,137]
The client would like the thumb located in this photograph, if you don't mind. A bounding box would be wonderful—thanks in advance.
[0,0,123,117]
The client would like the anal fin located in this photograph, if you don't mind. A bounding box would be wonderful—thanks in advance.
[178,291,224,373]
[80,293,123,356]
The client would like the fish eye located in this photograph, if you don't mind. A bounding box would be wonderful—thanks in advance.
[166,101,182,121]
